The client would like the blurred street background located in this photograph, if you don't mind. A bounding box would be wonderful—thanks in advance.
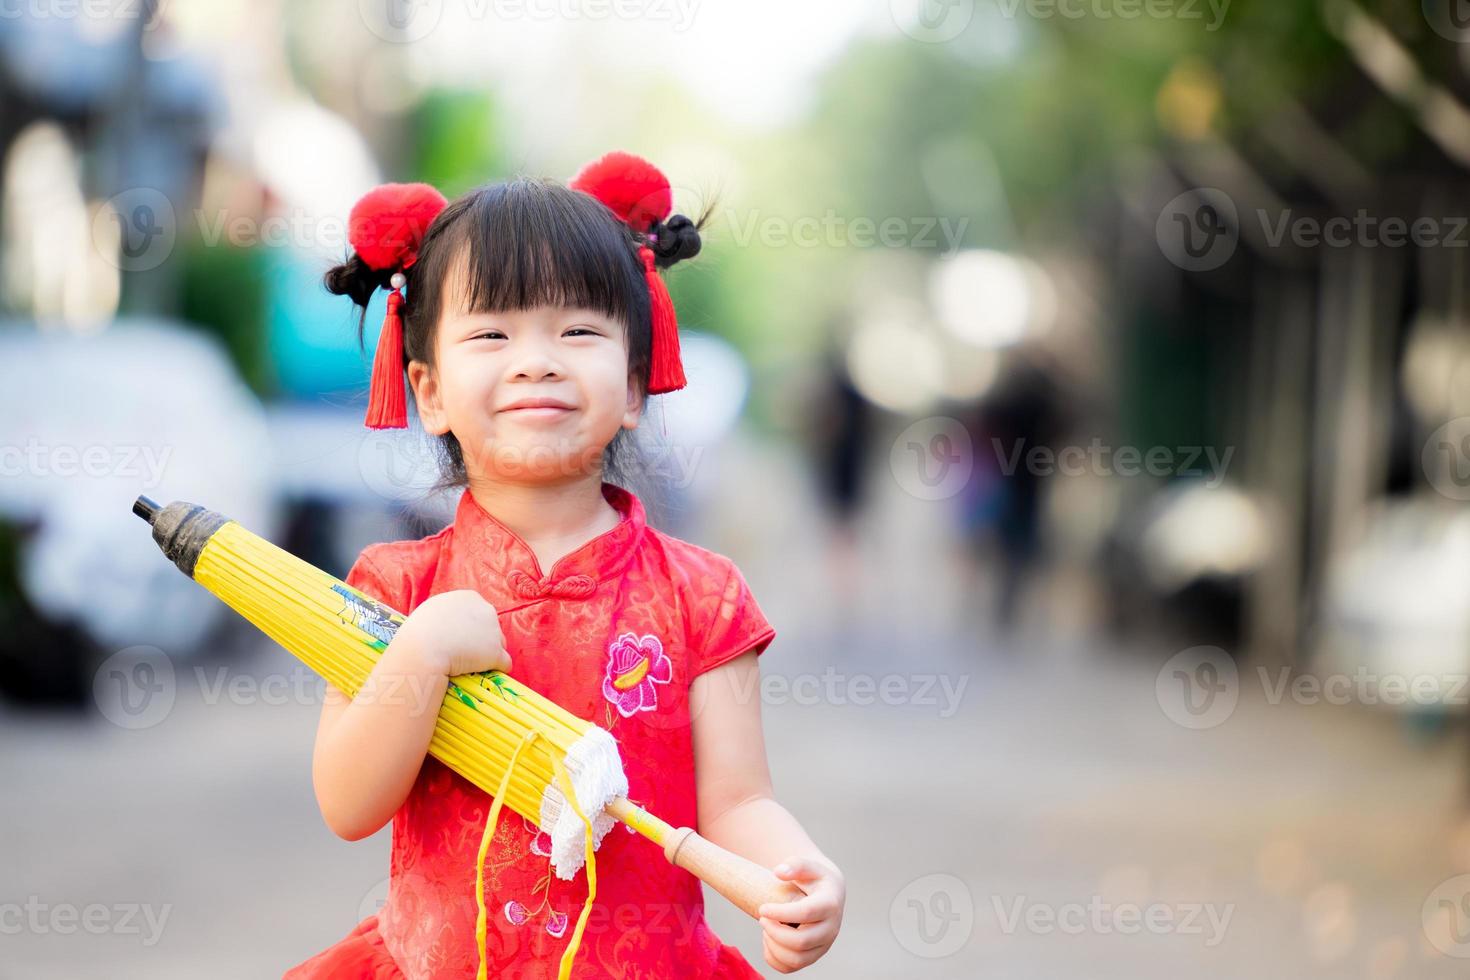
[7,0,1470,976]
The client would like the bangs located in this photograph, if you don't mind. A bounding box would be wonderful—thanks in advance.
[439,177,647,328]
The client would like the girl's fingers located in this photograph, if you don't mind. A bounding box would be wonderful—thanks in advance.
[759,883,839,925]
[763,915,834,953]
[764,939,819,974]
[762,932,803,974]
[761,857,843,968]
[774,857,827,883]
[758,896,825,925]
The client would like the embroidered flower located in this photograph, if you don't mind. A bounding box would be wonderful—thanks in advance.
[521,815,553,857]
[545,910,568,938]
[503,900,529,927]
[602,632,672,717]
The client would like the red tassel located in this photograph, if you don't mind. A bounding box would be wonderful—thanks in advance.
[364,289,408,429]
[642,247,685,395]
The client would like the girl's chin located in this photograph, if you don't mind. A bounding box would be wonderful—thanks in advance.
[469,440,606,480]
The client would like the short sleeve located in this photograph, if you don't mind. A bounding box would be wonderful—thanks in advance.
[343,548,402,613]
[692,560,776,676]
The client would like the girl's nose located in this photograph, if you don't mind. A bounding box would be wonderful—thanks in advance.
[508,343,566,382]
[513,362,562,381]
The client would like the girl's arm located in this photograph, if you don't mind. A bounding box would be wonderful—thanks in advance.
[312,637,449,841]
[692,650,845,973]
[312,589,510,841]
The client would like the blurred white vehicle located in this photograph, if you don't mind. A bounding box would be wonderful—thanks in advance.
[0,319,277,702]
[1314,499,1470,710]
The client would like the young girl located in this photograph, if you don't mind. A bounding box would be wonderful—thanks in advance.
[285,153,844,979]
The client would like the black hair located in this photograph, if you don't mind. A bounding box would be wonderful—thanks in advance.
[324,175,706,496]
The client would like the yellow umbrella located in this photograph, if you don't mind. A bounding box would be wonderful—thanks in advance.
[133,495,799,980]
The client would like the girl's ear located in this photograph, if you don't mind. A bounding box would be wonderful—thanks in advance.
[621,372,644,431]
[407,359,450,435]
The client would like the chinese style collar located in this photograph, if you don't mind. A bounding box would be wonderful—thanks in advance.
[446,481,646,606]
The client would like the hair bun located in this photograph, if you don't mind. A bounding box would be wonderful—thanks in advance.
[649,213,702,269]
[323,253,395,308]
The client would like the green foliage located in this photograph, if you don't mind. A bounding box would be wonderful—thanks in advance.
[177,240,273,398]
[410,89,509,191]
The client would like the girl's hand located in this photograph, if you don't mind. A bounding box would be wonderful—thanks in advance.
[756,856,845,973]
[394,589,512,677]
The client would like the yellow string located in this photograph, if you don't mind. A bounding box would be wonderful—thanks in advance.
[474,731,600,980]
[544,742,598,980]
[475,730,539,980]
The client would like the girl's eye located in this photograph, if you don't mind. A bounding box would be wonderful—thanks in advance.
[468,327,598,340]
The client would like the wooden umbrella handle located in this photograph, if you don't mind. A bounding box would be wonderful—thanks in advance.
[603,796,805,925]
[661,826,806,922]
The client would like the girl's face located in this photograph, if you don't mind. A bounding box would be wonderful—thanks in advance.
[407,263,643,484]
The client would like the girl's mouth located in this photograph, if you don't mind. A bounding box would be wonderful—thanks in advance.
[502,406,575,419]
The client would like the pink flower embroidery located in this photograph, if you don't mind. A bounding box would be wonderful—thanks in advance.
[602,632,672,717]
[504,897,569,939]
[521,815,552,857]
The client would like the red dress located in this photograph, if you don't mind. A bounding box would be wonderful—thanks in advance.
[285,482,776,979]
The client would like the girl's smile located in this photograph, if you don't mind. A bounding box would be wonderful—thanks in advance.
[501,406,575,422]
[498,396,579,422]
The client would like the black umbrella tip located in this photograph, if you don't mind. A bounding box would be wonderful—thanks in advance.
[132,495,161,525]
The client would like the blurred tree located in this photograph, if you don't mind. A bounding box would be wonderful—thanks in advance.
[410,89,509,193]
[178,240,273,397]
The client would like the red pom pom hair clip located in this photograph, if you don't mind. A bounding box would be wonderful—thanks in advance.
[348,183,449,429]
[569,151,686,395]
